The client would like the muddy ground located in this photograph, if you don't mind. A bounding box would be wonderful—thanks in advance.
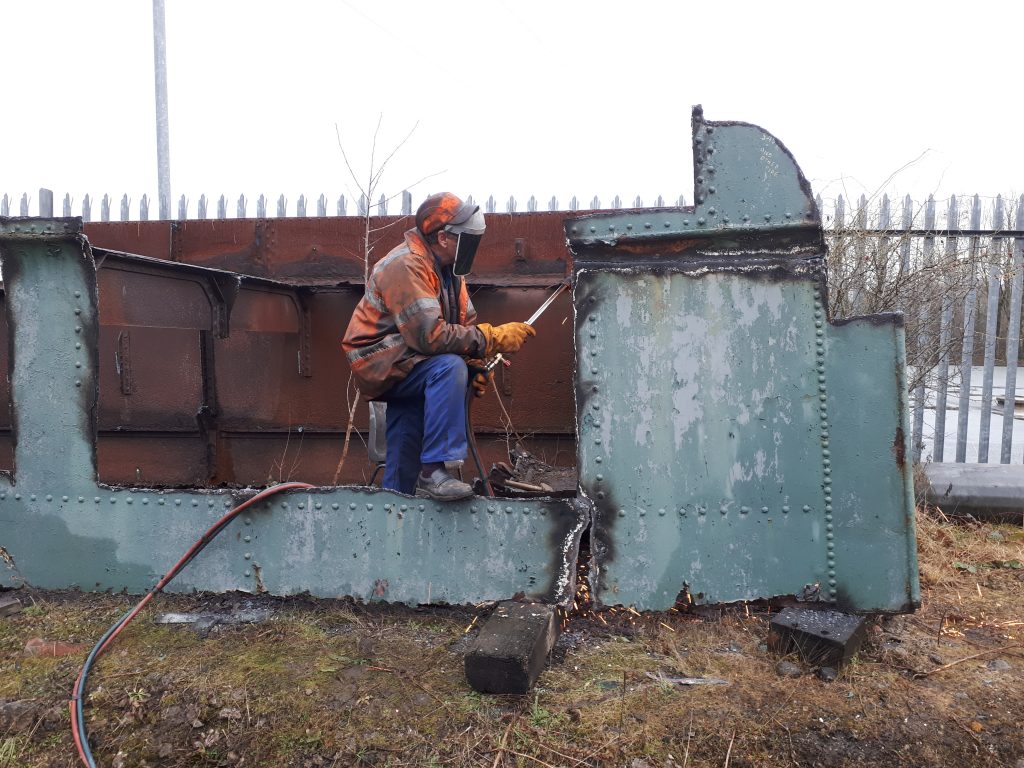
[1,507,1022,768]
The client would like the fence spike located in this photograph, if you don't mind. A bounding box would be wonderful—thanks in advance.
[237,194,247,218]
[677,194,687,207]
[878,194,891,230]
[101,194,111,222]
[217,194,227,219]
[140,194,150,221]
[378,193,387,216]
[19,193,29,217]
[197,194,208,220]
[277,194,287,218]
[814,194,823,219]
[297,195,307,217]
[337,195,346,216]
[549,195,558,211]
[486,195,495,214]
[402,190,412,216]
[62,193,72,217]
[120,194,130,221]
[82,194,92,223]
[257,195,266,218]
[834,195,845,229]
[357,194,367,217]
[633,195,642,208]
[590,195,600,209]
[655,195,664,208]
[0,193,8,217]
[504,195,515,213]
[177,194,186,220]
[612,195,621,210]
[527,195,537,213]
[39,188,53,217]
[569,195,578,211]
[314,194,324,217]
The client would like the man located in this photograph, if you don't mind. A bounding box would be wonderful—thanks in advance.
[342,192,535,500]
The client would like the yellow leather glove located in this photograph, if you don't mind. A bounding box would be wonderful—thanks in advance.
[477,322,536,356]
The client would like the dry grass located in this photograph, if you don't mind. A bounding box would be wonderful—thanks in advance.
[0,506,1021,767]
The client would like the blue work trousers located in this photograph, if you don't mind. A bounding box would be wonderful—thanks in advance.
[380,354,468,494]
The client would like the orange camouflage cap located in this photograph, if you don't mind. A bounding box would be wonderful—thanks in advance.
[415,192,479,236]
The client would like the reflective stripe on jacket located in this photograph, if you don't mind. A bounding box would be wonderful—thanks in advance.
[342,228,485,399]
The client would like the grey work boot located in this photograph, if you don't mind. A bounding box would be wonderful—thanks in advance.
[415,467,474,501]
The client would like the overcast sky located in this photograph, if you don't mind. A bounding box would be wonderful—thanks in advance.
[2,0,1021,219]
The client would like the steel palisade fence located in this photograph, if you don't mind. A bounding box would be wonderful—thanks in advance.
[2,188,1023,466]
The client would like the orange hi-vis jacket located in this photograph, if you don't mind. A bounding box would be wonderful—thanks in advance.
[342,228,486,399]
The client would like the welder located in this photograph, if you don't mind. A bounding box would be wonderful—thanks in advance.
[342,192,535,501]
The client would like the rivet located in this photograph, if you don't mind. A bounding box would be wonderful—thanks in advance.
[595,474,604,481]
[618,509,626,517]
[540,508,547,515]
[523,508,530,515]
[822,459,831,468]
[819,394,827,402]
[418,505,425,511]
[815,320,823,329]
[697,217,706,225]
[14,494,21,501]
[74,291,81,298]
[74,308,81,315]
[244,569,251,577]
[761,506,769,513]
[608,225,615,232]
[315,502,322,510]
[822,449,830,458]
[224,499,232,507]
[828,569,836,577]
[803,505,811,512]
[589,226,596,233]
[828,579,837,588]
[46,494,53,502]
[505,506,513,514]
[824,495,832,503]
[299,502,307,510]
[816,329,824,337]
[659,508,666,516]
[61,495,68,502]
[244,552,251,560]
[782,505,790,513]
[825,504,833,513]
[348,502,356,509]
[626,223,633,230]
[594,437,601,445]
[742,215,750,222]
[592,403,600,410]
[75,361,81,368]
[695,136,703,144]
[827,542,835,551]
[644,222,652,229]
[826,532,834,540]
[588,315,597,322]
[696,176,705,184]
[157,498,164,505]
[488,506,495,513]
[366,503,374,510]
[207,499,215,507]
[814,310,823,319]
[470,506,478,514]
[75,326,81,334]
[705,165,716,174]
[826,523,834,532]
[109,496,115,504]
[719,506,727,515]
[591,367,598,374]
[639,509,646,517]
[705,126,713,134]
[740,506,749,514]
[332,503,339,510]
[707,208,716,216]
[679,508,686,516]
[244,517,252,525]
[709,187,716,194]
[819,384,827,392]
[764,214,772,221]
[823,467,831,476]
[75,380,81,387]
[570,227,578,234]
[174,499,181,506]
[126,497,132,504]
[77,496,84,503]
[595,457,602,463]
[818,374,826,383]
[698,506,707,516]
[589,331,597,338]
[664,222,671,227]
[192,499,199,507]
[590,349,598,356]
[683,219,690,226]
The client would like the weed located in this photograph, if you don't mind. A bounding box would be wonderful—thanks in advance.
[0,738,23,767]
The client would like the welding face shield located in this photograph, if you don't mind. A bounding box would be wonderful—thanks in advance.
[446,207,485,276]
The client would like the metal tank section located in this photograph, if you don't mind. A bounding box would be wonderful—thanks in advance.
[568,107,919,613]
[0,218,587,606]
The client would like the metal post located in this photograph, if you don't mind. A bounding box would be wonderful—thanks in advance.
[152,0,171,220]
[955,195,981,462]
[978,196,1004,462]
[1001,197,1024,463]
[912,196,935,462]
[932,196,957,462]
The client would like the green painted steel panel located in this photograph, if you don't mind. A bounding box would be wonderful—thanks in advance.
[0,219,586,606]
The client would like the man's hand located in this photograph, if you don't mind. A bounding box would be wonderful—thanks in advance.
[477,322,536,356]
[466,359,493,397]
